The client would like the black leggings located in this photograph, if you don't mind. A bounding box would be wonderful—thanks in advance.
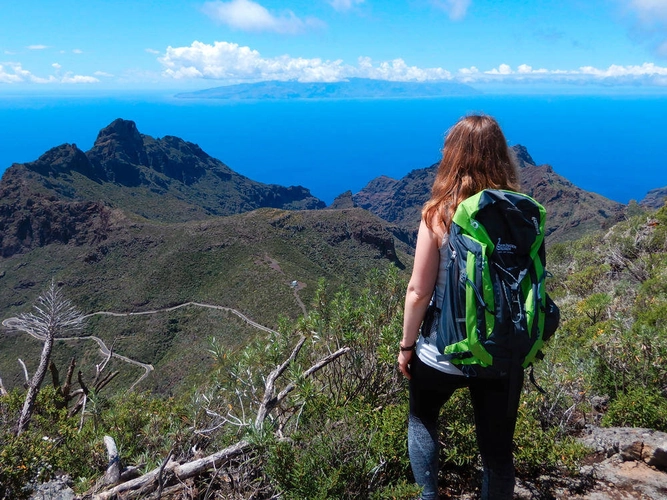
[408,355,523,499]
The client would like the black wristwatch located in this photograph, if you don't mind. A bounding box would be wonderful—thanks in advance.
[399,342,416,352]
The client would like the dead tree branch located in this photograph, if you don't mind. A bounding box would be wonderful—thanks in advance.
[103,435,121,487]
[91,337,351,499]
[17,359,29,385]
[254,335,306,427]
[93,440,251,500]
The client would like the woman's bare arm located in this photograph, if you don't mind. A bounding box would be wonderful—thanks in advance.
[398,218,441,379]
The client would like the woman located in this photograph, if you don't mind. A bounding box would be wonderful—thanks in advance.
[398,115,521,500]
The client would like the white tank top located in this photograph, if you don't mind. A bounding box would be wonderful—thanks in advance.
[415,233,464,376]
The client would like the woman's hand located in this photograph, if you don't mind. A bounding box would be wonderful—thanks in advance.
[397,348,414,379]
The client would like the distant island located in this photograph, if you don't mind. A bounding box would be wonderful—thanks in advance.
[175,78,480,100]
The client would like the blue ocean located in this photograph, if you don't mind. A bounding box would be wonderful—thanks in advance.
[0,92,665,205]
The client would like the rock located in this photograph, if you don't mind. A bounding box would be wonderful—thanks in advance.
[650,445,667,470]
[578,426,667,467]
[28,475,75,500]
[640,186,667,210]
[511,144,537,168]
[570,426,667,498]
[330,190,356,209]
[516,427,667,498]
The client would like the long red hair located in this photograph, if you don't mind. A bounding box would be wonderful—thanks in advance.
[422,115,519,231]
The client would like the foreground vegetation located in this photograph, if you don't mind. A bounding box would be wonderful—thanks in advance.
[1,206,666,498]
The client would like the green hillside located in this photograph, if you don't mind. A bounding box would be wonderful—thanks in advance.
[0,207,407,394]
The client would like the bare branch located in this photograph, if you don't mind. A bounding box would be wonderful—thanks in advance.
[78,369,90,396]
[157,448,174,499]
[17,359,29,384]
[68,370,90,419]
[95,371,120,393]
[274,346,351,407]
[79,394,87,433]
[103,435,121,486]
[92,440,251,500]
[62,358,77,400]
[91,336,351,498]
[93,345,114,387]
[49,360,60,389]
[255,336,306,427]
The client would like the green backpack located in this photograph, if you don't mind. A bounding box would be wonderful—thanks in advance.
[432,189,559,379]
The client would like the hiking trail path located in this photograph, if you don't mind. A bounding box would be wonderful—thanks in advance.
[2,302,280,391]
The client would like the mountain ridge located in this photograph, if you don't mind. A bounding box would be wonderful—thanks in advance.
[0,119,327,258]
[175,77,480,100]
[351,144,627,245]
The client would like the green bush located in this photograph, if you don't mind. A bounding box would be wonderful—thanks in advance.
[0,387,105,499]
[601,386,667,432]
[263,400,412,500]
[0,385,192,498]
[514,392,589,477]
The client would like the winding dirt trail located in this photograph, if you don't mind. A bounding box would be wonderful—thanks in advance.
[3,302,280,390]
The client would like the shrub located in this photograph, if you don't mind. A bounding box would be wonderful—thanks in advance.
[601,386,667,432]
[514,392,589,477]
[0,385,192,498]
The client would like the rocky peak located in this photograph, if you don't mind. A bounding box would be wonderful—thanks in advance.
[87,119,148,185]
[24,143,96,179]
[510,144,537,168]
[330,190,357,209]
[1,119,325,228]
[93,119,144,154]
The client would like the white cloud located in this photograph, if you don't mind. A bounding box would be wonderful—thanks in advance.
[459,62,667,85]
[329,0,364,12]
[0,62,99,84]
[0,63,54,83]
[485,63,512,75]
[94,71,114,77]
[61,73,99,83]
[159,41,452,82]
[628,0,667,22]
[429,0,471,21]
[157,41,667,86]
[356,56,451,81]
[146,48,160,55]
[579,62,667,77]
[202,0,323,34]
[72,49,83,54]
[27,45,48,50]
[0,65,23,83]
[160,41,346,81]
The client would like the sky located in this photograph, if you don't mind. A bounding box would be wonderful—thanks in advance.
[2,0,667,91]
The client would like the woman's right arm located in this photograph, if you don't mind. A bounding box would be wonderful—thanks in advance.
[398,218,441,379]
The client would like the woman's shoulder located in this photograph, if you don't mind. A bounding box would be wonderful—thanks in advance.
[421,215,447,249]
